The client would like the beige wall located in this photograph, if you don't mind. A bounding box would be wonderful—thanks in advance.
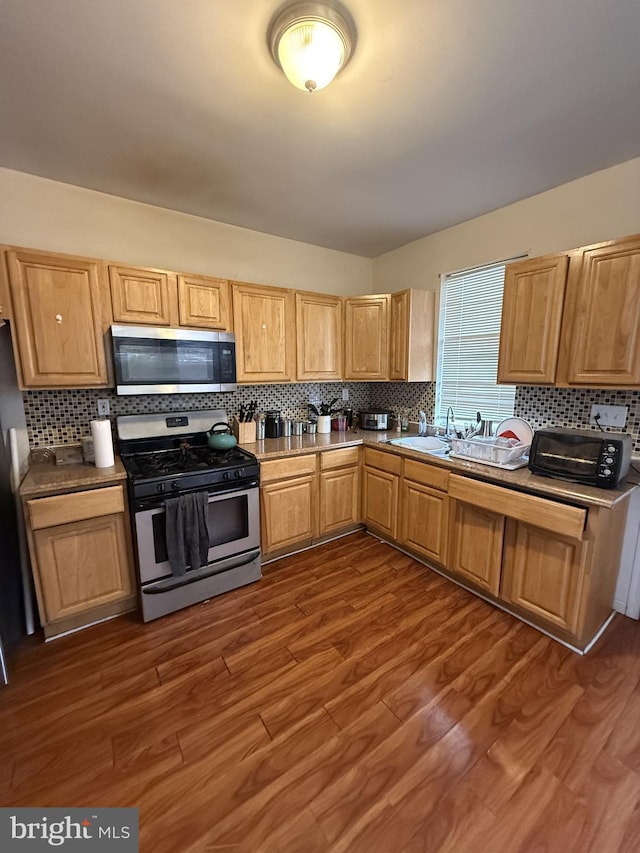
[0,168,372,295]
[372,157,640,292]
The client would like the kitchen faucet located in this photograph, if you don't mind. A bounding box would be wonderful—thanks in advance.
[445,406,455,440]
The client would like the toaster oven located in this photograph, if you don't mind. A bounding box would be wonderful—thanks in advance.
[528,427,632,489]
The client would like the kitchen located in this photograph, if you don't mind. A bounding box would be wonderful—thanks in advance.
[1,0,640,850]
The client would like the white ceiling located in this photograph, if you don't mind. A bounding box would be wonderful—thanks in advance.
[0,0,639,258]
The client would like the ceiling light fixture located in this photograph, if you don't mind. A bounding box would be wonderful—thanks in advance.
[268,1,355,93]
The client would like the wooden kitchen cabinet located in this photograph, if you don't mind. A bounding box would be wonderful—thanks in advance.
[389,289,435,382]
[26,484,136,639]
[344,294,390,380]
[260,455,317,557]
[362,447,400,540]
[319,447,361,536]
[295,291,343,381]
[560,234,640,385]
[177,273,231,330]
[501,520,584,633]
[109,264,174,326]
[498,232,640,388]
[6,247,110,388]
[448,499,504,596]
[0,247,12,321]
[400,458,449,565]
[232,282,295,383]
[497,254,569,384]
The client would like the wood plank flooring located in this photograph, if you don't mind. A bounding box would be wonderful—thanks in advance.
[2,531,640,852]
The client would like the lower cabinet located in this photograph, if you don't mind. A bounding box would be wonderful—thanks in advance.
[26,484,136,639]
[448,500,504,595]
[362,447,401,540]
[260,448,362,559]
[400,458,449,566]
[260,455,317,557]
[319,447,361,536]
[501,520,584,633]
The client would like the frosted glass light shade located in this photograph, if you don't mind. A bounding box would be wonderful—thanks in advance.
[268,2,355,93]
[277,20,346,91]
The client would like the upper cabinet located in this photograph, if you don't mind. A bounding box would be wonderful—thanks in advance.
[6,248,109,388]
[109,264,174,326]
[109,264,232,331]
[295,291,342,381]
[561,235,640,386]
[177,274,231,330]
[497,254,569,385]
[344,294,390,380]
[389,289,435,382]
[498,232,640,389]
[0,248,12,321]
[232,282,295,383]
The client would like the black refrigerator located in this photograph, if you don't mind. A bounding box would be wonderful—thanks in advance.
[0,323,32,684]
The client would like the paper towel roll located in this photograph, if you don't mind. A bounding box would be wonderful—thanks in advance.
[91,419,115,468]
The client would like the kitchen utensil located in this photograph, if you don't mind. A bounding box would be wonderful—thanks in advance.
[207,422,237,450]
[480,420,493,437]
[239,404,246,422]
[292,421,305,435]
[282,418,292,436]
[256,414,266,439]
[307,421,317,434]
[265,410,281,439]
[331,416,347,431]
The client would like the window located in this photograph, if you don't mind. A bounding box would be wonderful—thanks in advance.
[436,260,517,427]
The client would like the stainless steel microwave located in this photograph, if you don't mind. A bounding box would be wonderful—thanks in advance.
[528,427,632,489]
[111,325,237,395]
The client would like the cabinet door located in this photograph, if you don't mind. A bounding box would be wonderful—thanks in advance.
[260,475,316,555]
[177,274,231,330]
[7,248,109,387]
[389,290,435,382]
[401,480,449,565]
[362,466,398,540]
[34,513,134,623]
[497,254,569,384]
[501,520,583,632]
[319,466,360,535]
[110,265,173,325]
[295,291,342,381]
[448,500,504,596]
[563,235,640,385]
[344,295,390,380]
[232,283,295,382]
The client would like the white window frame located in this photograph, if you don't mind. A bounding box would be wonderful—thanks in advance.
[435,257,525,430]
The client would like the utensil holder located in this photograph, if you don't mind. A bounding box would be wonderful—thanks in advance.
[232,417,257,444]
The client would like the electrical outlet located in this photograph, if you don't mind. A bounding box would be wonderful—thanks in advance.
[590,404,627,428]
[342,388,349,401]
[97,398,110,417]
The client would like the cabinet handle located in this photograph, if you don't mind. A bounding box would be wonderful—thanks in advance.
[55,314,63,324]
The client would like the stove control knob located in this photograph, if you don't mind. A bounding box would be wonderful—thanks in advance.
[223,471,232,481]
[156,483,165,494]
[235,468,244,479]
[171,481,180,491]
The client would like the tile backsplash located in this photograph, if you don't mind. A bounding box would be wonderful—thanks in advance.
[23,382,640,452]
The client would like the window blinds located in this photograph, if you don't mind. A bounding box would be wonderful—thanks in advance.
[436,262,516,425]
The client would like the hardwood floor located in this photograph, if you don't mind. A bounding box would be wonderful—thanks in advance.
[2,531,640,852]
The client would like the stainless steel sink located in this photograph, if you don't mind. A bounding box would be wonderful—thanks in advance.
[387,436,450,455]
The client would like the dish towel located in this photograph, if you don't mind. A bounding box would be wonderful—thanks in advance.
[164,492,210,577]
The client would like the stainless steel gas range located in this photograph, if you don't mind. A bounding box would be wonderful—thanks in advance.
[117,409,261,621]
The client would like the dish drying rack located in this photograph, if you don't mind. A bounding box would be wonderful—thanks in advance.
[449,436,530,470]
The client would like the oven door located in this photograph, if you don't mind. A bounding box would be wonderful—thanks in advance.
[135,485,260,584]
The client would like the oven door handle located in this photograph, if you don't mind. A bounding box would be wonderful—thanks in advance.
[142,548,261,594]
[135,479,259,511]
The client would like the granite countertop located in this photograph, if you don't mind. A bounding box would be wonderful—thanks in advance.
[241,428,638,509]
[20,457,128,498]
